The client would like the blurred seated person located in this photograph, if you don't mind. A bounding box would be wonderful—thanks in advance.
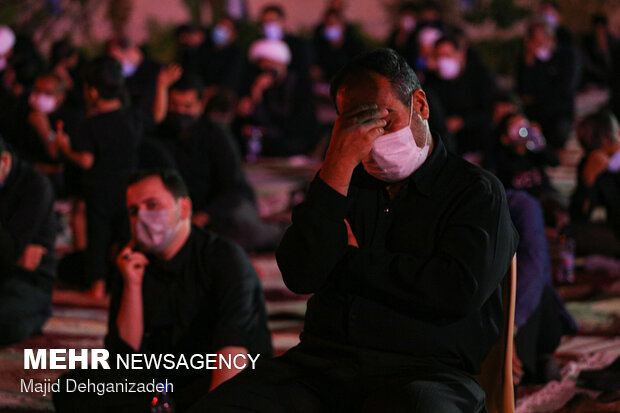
[386,2,420,69]
[175,19,245,94]
[203,17,245,93]
[14,72,85,194]
[236,39,318,157]
[175,24,207,77]
[580,14,617,90]
[424,35,497,161]
[258,4,313,77]
[57,57,143,297]
[53,169,273,412]
[0,137,56,346]
[507,190,576,386]
[493,111,559,199]
[570,110,620,256]
[539,0,573,47]
[153,70,285,251]
[517,20,579,149]
[106,37,160,119]
[412,26,442,82]
[0,25,15,135]
[311,8,366,83]
[50,38,87,109]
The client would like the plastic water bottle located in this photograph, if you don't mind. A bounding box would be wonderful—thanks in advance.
[246,127,263,163]
[151,383,175,413]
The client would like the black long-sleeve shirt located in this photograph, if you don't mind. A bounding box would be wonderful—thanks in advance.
[105,227,273,385]
[0,157,56,289]
[570,159,620,240]
[424,61,497,155]
[154,118,256,224]
[276,135,518,374]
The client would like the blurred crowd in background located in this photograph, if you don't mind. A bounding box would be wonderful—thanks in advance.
[1,0,620,386]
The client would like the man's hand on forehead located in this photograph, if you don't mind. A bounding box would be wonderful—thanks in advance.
[343,103,388,123]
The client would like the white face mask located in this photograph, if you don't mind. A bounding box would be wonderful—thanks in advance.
[535,46,552,62]
[363,98,430,183]
[437,57,461,80]
[324,25,343,43]
[135,207,181,253]
[400,16,416,32]
[263,22,283,40]
[122,61,138,78]
[29,92,57,114]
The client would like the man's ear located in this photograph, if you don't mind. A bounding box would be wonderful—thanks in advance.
[412,89,429,120]
[180,197,192,220]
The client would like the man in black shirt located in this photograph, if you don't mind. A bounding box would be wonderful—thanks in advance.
[0,137,56,345]
[424,35,497,160]
[153,73,285,251]
[53,169,272,412]
[517,20,580,149]
[193,49,518,412]
[57,57,143,296]
[107,37,160,121]
[570,110,620,255]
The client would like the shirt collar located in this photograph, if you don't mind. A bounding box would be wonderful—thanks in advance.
[408,132,447,196]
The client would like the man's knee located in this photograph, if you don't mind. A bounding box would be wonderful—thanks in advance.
[362,379,485,413]
[0,317,45,346]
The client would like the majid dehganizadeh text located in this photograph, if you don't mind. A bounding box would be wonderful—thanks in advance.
[20,349,261,397]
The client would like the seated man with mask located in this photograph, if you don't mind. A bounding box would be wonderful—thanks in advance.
[191,48,518,412]
[53,169,273,412]
[152,72,285,251]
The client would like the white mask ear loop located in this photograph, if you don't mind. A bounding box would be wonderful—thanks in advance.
[408,94,428,148]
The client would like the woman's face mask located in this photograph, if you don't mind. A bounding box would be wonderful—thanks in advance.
[436,57,461,80]
[29,92,57,114]
[363,97,430,183]
[135,207,182,253]
[324,25,343,43]
[263,22,283,40]
[212,25,231,46]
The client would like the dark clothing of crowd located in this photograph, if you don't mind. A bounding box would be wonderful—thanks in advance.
[0,157,56,345]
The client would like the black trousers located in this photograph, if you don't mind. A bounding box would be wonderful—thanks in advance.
[84,187,129,282]
[514,285,565,381]
[0,276,51,346]
[189,336,487,413]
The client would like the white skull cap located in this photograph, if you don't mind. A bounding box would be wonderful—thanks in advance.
[248,39,291,65]
[0,26,15,56]
[418,27,442,47]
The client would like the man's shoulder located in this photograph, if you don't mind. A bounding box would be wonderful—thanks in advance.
[190,227,254,272]
[443,153,506,198]
[14,159,53,199]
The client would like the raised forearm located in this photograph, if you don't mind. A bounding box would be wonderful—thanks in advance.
[116,283,144,351]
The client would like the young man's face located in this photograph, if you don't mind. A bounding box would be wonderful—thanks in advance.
[169,89,203,118]
[126,176,188,241]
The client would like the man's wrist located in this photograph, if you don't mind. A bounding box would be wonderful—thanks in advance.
[319,159,357,196]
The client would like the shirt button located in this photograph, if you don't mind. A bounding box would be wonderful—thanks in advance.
[383,207,390,213]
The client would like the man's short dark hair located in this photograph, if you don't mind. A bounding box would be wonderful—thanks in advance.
[435,35,460,50]
[171,74,205,96]
[261,4,285,19]
[127,169,189,199]
[50,39,77,67]
[330,48,421,107]
[577,110,620,153]
[83,57,126,100]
